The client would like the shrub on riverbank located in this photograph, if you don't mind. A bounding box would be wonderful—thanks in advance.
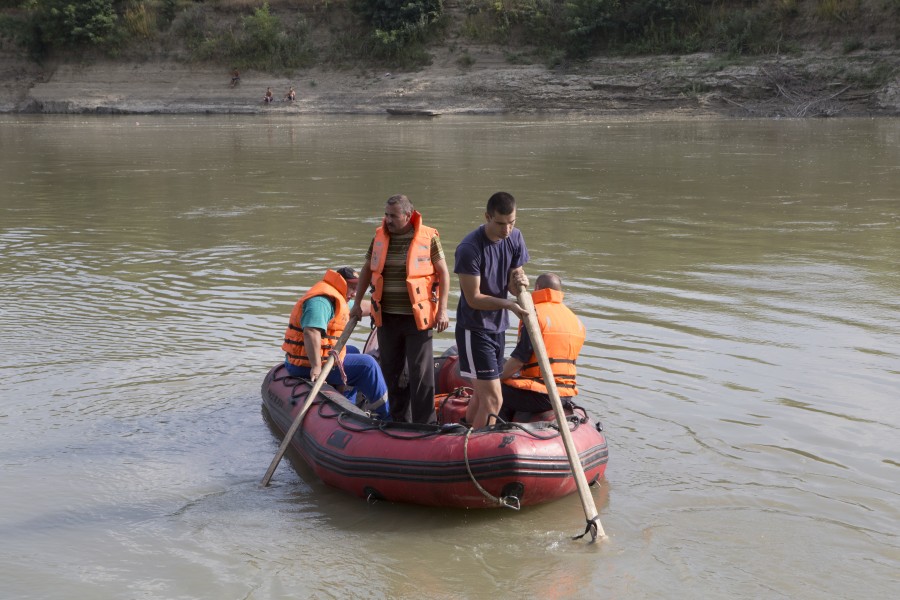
[0,0,897,69]
[175,2,315,71]
[459,0,898,59]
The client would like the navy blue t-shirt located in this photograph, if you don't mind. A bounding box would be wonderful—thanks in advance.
[454,225,529,332]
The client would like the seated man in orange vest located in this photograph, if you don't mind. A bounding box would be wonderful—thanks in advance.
[282,267,389,419]
[498,273,585,421]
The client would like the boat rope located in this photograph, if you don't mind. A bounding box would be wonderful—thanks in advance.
[463,427,521,511]
[323,404,449,438]
[323,399,585,444]
[572,517,600,543]
[329,349,348,385]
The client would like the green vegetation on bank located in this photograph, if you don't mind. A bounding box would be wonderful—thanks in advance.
[0,0,898,71]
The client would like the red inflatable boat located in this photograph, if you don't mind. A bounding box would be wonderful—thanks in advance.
[261,354,609,509]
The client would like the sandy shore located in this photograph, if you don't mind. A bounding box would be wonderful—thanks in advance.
[2,47,899,118]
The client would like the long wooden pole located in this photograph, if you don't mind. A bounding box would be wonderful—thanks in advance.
[260,317,359,487]
[516,289,606,541]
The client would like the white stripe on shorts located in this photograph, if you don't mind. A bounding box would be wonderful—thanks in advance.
[459,329,477,379]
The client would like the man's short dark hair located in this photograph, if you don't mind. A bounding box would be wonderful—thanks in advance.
[386,194,414,215]
[486,192,516,216]
[335,266,359,282]
[535,272,562,291]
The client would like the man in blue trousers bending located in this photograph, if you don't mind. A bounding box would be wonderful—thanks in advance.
[282,267,390,419]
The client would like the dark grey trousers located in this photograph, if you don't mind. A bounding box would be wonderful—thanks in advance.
[377,312,437,424]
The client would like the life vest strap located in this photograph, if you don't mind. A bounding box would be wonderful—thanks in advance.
[522,357,576,370]
[514,376,576,390]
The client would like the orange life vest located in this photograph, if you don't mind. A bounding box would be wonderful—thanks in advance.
[369,210,440,330]
[502,288,584,396]
[282,270,349,368]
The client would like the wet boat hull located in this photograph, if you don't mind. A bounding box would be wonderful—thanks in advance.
[261,363,608,508]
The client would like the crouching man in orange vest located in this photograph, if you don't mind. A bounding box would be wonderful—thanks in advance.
[283,267,389,419]
[498,273,585,421]
[350,195,450,424]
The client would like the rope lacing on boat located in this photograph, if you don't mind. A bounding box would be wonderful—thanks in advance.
[463,426,520,511]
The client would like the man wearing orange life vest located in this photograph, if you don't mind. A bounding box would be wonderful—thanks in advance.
[282,267,389,419]
[350,195,450,424]
[498,273,585,421]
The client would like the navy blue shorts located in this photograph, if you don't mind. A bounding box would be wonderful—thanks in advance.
[456,328,505,381]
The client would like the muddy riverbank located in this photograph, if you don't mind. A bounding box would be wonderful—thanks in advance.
[2,45,898,118]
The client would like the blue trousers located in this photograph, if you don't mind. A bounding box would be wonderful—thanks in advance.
[284,352,390,419]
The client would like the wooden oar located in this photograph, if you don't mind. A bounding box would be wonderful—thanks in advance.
[515,288,607,542]
[260,316,359,487]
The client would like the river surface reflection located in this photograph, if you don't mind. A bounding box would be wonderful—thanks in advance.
[1,114,898,599]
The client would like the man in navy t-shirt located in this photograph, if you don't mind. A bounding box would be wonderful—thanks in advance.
[454,192,530,428]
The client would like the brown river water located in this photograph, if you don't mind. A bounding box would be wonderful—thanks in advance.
[1,114,898,599]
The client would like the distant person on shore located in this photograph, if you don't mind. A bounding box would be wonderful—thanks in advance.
[230,69,240,87]
[285,86,296,102]
[264,87,274,104]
